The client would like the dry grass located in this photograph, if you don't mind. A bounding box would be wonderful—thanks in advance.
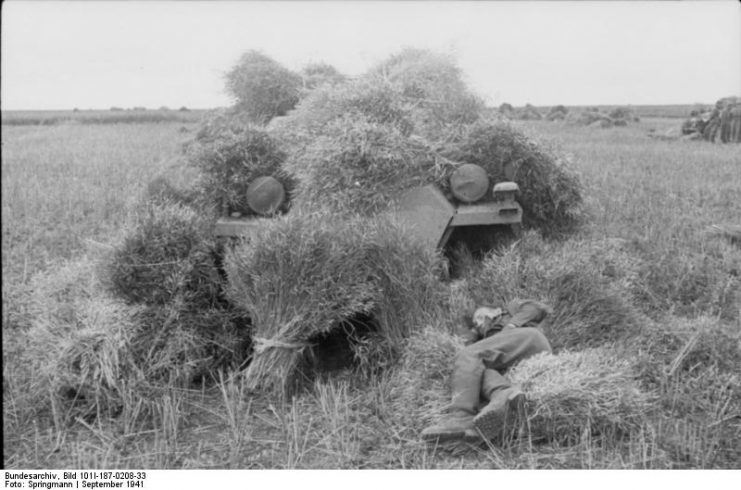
[224,212,447,394]
[3,113,740,469]
[284,118,444,215]
[387,326,463,434]
[1,109,204,126]
[508,349,652,444]
[14,252,250,429]
[438,120,585,236]
[102,203,222,307]
[187,119,294,216]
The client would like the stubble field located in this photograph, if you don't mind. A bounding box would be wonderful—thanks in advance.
[3,114,739,468]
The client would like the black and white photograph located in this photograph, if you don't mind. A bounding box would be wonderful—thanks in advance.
[2,0,740,478]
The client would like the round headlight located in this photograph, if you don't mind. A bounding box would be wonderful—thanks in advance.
[246,176,286,215]
[450,164,489,203]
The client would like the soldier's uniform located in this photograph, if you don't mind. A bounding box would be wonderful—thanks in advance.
[422,299,552,442]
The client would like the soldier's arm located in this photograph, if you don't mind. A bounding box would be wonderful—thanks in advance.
[504,299,551,329]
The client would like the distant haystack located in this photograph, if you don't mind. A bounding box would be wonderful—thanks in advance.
[589,118,614,129]
[498,103,515,117]
[608,107,640,123]
[567,110,617,128]
[514,104,544,120]
[546,105,569,121]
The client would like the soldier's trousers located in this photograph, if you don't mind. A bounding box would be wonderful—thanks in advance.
[449,327,551,415]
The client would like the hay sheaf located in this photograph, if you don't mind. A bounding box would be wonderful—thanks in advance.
[25,256,250,421]
[224,213,447,394]
[508,349,653,443]
[365,48,485,138]
[187,121,295,216]
[102,203,222,308]
[274,50,583,238]
[451,232,642,351]
[512,104,544,121]
[224,50,302,124]
[300,62,346,92]
[546,105,569,121]
[439,120,584,236]
[27,289,144,418]
[269,79,415,153]
[284,119,450,215]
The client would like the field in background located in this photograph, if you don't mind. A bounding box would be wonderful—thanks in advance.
[3,115,739,468]
[1,109,207,126]
[1,104,698,127]
[567,105,701,119]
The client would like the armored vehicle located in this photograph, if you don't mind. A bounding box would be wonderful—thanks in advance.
[214,163,522,253]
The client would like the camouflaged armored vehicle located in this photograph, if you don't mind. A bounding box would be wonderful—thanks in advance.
[214,162,522,253]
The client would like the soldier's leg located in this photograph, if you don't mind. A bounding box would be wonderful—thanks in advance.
[472,328,551,440]
[423,327,551,441]
[449,327,550,413]
[422,339,501,441]
[477,327,551,373]
[481,368,510,402]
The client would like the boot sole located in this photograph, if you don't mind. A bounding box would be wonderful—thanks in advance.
[421,429,469,442]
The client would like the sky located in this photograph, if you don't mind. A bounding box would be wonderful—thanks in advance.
[1,1,740,110]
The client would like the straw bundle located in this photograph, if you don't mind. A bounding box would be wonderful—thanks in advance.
[284,118,449,215]
[26,255,250,421]
[508,348,652,443]
[365,48,485,138]
[225,50,302,124]
[450,233,642,351]
[546,105,569,121]
[268,77,415,156]
[102,203,222,308]
[439,120,584,236]
[514,104,544,120]
[188,122,294,216]
[224,213,446,394]
[608,107,639,123]
[300,62,346,91]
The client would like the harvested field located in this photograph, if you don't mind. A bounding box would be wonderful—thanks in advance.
[3,40,740,470]
[4,113,739,469]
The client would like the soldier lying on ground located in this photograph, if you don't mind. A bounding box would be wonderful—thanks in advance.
[421,299,552,442]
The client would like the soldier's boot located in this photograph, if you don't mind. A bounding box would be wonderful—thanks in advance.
[421,411,478,442]
[472,386,525,441]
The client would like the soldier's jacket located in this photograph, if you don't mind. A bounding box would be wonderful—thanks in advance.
[463,299,551,344]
